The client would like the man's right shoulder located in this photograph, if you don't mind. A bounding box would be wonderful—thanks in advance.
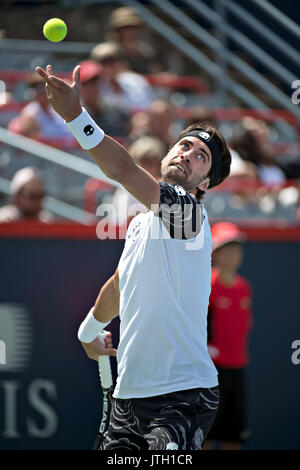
[158,182,203,240]
[159,182,198,205]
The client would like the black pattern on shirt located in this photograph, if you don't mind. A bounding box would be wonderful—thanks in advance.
[157,182,204,239]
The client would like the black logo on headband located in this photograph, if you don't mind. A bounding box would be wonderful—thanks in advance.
[198,131,211,140]
[84,125,94,136]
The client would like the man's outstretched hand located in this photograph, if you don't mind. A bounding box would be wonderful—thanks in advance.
[35,64,83,122]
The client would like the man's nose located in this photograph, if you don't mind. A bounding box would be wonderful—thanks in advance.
[180,154,190,163]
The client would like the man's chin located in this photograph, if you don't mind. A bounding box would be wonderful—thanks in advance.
[163,176,199,195]
[164,176,184,186]
[162,170,186,185]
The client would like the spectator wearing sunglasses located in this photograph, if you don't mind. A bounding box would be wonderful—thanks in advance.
[0,167,53,223]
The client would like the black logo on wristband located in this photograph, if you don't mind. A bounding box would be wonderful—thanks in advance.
[84,125,95,136]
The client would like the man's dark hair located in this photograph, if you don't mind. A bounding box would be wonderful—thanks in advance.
[174,122,232,200]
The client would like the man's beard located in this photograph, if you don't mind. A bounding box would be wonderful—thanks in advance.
[161,166,207,192]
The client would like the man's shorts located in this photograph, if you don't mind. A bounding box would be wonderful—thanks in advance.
[207,367,249,442]
[100,386,219,450]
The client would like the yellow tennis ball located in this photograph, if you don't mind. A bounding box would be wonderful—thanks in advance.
[43,18,67,42]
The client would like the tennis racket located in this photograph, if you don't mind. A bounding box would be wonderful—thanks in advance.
[92,333,114,450]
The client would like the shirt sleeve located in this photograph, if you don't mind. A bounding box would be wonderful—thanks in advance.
[157,182,204,239]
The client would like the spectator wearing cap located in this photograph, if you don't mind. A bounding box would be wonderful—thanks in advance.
[106,6,162,74]
[90,41,154,111]
[10,72,75,142]
[129,99,175,148]
[204,222,253,450]
[111,136,166,226]
[0,167,52,223]
[79,59,130,139]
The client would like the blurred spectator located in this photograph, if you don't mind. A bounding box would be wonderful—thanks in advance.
[111,136,165,225]
[106,6,162,74]
[90,41,154,111]
[276,123,300,179]
[0,75,12,106]
[0,167,52,223]
[296,187,300,223]
[79,60,130,138]
[9,72,75,142]
[184,106,218,128]
[129,99,175,147]
[147,99,176,147]
[230,117,286,185]
[228,148,258,182]
[204,222,253,450]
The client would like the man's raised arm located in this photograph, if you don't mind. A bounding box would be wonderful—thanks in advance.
[36,65,160,210]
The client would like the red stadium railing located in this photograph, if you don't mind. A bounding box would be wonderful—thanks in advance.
[2,101,297,125]
[176,107,299,129]
[145,73,209,94]
[0,69,209,95]
[0,221,299,241]
[0,69,72,89]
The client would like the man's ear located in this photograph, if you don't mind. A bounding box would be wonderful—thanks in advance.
[197,176,210,192]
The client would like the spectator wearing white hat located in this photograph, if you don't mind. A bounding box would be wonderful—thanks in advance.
[0,167,52,223]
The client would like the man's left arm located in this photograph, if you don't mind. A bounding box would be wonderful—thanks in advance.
[93,268,120,324]
[79,269,119,361]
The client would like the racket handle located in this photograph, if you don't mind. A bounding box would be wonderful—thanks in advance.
[97,331,113,389]
[98,355,113,389]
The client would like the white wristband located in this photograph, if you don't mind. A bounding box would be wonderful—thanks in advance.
[65,108,105,150]
[78,307,110,343]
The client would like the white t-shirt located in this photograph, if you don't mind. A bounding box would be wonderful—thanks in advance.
[23,102,75,139]
[99,72,154,111]
[113,182,218,399]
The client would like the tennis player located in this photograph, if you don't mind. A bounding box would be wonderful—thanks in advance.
[36,64,231,450]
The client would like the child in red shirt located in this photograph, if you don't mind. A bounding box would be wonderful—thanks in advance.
[205,222,253,450]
